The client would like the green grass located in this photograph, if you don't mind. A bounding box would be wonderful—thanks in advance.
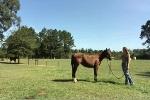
[0,59,150,100]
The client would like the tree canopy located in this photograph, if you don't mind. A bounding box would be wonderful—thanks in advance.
[35,28,74,58]
[6,26,38,61]
[0,0,20,41]
[140,20,150,48]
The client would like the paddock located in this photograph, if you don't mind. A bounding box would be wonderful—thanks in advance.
[0,59,149,100]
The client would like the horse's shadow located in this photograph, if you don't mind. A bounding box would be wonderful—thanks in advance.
[136,71,150,77]
[52,79,88,82]
[52,79,121,85]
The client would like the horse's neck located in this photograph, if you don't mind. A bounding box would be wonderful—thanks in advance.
[99,52,105,61]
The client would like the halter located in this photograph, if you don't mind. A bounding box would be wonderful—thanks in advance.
[107,59,124,79]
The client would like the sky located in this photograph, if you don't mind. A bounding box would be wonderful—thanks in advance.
[18,0,150,51]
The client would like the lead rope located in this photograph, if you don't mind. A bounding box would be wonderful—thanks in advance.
[107,60,124,79]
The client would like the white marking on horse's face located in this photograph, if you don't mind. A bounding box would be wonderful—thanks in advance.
[73,78,77,83]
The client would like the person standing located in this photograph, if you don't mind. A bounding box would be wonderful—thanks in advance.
[122,47,134,85]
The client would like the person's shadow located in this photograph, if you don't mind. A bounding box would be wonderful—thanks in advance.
[136,71,150,78]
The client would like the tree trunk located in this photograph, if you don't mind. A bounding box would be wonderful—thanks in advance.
[18,56,20,64]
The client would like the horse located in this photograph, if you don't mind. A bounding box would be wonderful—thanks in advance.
[10,56,18,63]
[71,48,112,82]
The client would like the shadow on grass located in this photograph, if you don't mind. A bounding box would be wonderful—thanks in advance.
[136,72,150,78]
[52,79,121,85]
[98,80,119,84]
[52,79,88,82]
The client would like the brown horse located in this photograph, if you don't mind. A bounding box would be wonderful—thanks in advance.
[71,48,112,82]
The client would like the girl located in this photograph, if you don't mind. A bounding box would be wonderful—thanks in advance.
[122,47,134,85]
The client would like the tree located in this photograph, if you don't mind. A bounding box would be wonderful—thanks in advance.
[6,26,38,63]
[36,28,74,58]
[59,30,74,58]
[43,29,61,58]
[38,27,47,42]
[140,20,150,48]
[0,0,20,41]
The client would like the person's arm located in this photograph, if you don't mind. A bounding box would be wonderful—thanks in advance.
[127,53,131,69]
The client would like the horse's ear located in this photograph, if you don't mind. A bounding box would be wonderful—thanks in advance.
[106,48,107,50]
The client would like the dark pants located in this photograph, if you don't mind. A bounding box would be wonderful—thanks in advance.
[122,63,134,85]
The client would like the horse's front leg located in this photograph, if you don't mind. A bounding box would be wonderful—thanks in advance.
[72,64,79,83]
[94,65,98,82]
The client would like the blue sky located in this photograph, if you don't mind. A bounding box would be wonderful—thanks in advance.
[18,0,150,51]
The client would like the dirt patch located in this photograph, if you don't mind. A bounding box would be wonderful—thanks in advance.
[24,95,35,99]
[37,88,48,97]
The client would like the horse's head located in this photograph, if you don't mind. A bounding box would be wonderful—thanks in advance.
[102,48,112,60]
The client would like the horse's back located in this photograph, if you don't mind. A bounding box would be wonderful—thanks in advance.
[71,53,99,67]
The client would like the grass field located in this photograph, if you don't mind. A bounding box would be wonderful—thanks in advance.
[0,59,150,100]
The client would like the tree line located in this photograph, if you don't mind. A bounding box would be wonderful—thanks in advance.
[0,26,74,61]
[72,48,150,60]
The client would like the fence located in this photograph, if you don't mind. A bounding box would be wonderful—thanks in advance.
[20,59,71,67]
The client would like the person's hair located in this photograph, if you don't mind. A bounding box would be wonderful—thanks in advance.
[123,47,129,54]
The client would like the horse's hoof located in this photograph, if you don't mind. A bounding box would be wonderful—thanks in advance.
[73,78,77,83]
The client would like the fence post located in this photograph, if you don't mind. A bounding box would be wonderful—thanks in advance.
[46,61,47,67]
[35,59,38,66]
[58,60,60,67]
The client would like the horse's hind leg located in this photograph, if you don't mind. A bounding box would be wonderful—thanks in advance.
[72,64,79,83]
